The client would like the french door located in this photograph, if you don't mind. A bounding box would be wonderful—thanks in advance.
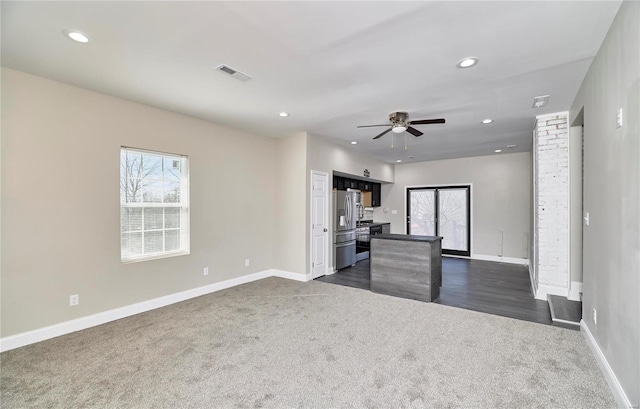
[406,185,470,256]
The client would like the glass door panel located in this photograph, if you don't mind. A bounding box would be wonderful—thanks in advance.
[408,189,435,236]
[438,188,469,252]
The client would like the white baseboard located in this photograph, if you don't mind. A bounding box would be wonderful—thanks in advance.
[268,269,311,282]
[468,253,530,266]
[568,281,583,301]
[0,269,302,353]
[535,284,568,300]
[581,320,633,408]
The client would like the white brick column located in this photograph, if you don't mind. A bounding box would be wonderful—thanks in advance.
[533,112,569,300]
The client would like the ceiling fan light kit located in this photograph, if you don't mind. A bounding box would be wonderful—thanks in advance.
[358,111,445,140]
[392,125,407,134]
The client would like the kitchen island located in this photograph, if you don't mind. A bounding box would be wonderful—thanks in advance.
[370,234,442,302]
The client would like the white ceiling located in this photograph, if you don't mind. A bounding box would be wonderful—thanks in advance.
[1,1,621,163]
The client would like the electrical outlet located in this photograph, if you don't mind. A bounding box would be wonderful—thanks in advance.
[69,294,79,306]
[593,308,597,325]
[245,259,250,267]
[391,209,398,215]
[203,267,209,276]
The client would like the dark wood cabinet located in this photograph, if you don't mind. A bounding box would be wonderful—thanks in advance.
[332,176,381,207]
[372,183,381,207]
[339,178,356,189]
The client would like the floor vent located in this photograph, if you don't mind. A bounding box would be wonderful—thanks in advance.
[215,65,252,82]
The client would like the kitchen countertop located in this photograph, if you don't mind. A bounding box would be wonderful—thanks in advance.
[372,234,442,242]
[356,221,390,227]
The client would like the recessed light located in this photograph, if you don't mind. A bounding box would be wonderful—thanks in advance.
[396,159,402,163]
[278,112,289,118]
[456,57,479,68]
[63,30,89,43]
[351,141,358,145]
[481,119,493,124]
[495,149,502,153]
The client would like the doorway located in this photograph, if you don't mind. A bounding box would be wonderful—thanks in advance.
[406,185,471,256]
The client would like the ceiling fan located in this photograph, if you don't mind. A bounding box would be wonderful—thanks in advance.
[357,112,445,140]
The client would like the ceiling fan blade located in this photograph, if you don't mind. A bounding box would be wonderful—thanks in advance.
[408,118,446,125]
[372,128,392,140]
[357,124,391,128]
[406,126,423,137]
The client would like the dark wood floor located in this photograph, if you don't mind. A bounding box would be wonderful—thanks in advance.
[317,257,552,325]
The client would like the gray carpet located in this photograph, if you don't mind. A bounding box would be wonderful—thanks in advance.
[1,277,615,408]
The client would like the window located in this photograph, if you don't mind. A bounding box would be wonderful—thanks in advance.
[120,147,189,262]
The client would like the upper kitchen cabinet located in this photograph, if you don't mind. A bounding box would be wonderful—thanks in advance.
[357,180,373,191]
[332,175,382,207]
[335,176,344,190]
[333,175,358,190]
[345,179,359,189]
[372,183,381,207]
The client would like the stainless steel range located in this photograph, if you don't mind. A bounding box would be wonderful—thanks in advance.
[355,223,383,261]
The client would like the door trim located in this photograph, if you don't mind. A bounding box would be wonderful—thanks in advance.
[406,184,471,257]
[310,170,329,278]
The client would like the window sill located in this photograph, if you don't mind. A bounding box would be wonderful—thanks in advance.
[121,251,190,264]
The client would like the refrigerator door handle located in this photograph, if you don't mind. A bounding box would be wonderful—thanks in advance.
[345,194,351,227]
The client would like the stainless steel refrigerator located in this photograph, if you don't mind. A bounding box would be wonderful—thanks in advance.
[333,190,360,270]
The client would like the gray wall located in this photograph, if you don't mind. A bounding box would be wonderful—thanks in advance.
[274,133,308,275]
[376,152,531,260]
[1,69,278,337]
[569,1,639,405]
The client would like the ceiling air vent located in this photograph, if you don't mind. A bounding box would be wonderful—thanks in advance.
[532,95,550,108]
[215,65,252,82]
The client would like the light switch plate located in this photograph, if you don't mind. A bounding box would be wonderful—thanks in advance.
[584,212,590,226]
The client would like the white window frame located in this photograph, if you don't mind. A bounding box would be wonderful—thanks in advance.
[120,147,190,263]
